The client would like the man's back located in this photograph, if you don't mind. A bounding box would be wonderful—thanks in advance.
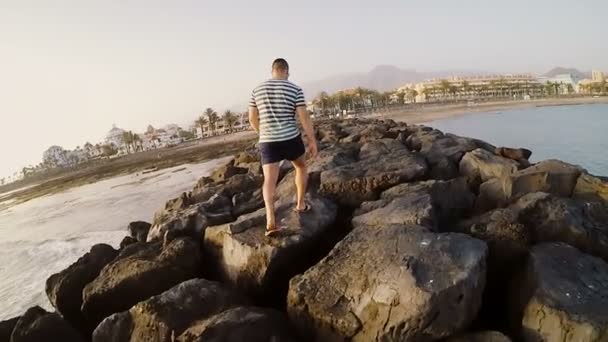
[249,79,305,143]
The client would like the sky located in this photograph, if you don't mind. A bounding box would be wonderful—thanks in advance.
[1,0,607,179]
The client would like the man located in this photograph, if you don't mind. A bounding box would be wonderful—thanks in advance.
[248,58,318,237]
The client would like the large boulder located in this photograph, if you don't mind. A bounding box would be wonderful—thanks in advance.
[355,178,476,231]
[82,237,201,326]
[406,129,494,181]
[476,160,583,212]
[287,224,488,341]
[45,243,118,331]
[234,150,259,165]
[92,279,248,342]
[316,121,348,143]
[231,189,264,218]
[496,146,532,162]
[204,195,338,300]
[9,306,84,342]
[353,191,437,230]
[128,221,152,242]
[573,173,608,205]
[148,188,244,242]
[0,316,20,342]
[458,206,530,270]
[460,148,520,186]
[517,192,608,262]
[319,139,428,206]
[176,307,296,342]
[510,243,608,342]
[148,202,210,242]
[190,173,263,206]
[210,159,248,183]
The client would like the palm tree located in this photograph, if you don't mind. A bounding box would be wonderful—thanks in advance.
[566,83,574,94]
[440,80,451,100]
[132,134,142,152]
[544,82,555,96]
[223,110,238,134]
[396,91,406,105]
[317,91,331,114]
[462,81,471,98]
[195,115,208,139]
[121,131,133,153]
[409,89,418,103]
[204,108,219,136]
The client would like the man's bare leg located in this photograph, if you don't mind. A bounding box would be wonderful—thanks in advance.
[262,162,281,230]
[291,155,308,211]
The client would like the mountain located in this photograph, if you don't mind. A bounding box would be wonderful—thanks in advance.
[543,67,590,80]
[301,65,486,98]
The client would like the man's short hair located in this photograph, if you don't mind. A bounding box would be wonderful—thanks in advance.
[272,58,289,72]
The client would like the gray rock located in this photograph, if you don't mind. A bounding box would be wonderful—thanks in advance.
[353,191,436,230]
[204,195,337,299]
[288,224,487,341]
[148,202,210,242]
[92,279,248,342]
[458,206,530,269]
[82,237,201,327]
[319,140,427,206]
[45,243,118,332]
[10,306,84,342]
[210,159,248,183]
[315,121,348,144]
[460,148,520,186]
[475,160,583,212]
[128,221,152,243]
[573,172,608,205]
[176,306,296,342]
[0,316,20,342]
[119,236,137,249]
[510,243,608,342]
[231,189,264,218]
[496,146,532,161]
[517,192,608,262]
[234,150,259,165]
[355,178,476,231]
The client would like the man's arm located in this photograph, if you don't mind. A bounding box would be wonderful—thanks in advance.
[296,106,317,157]
[248,106,260,134]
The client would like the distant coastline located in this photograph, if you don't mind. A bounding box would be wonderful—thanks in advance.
[0,132,257,210]
[382,96,608,124]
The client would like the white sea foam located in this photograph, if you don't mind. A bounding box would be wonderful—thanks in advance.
[0,157,231,320]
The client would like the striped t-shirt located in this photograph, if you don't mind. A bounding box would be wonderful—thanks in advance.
[249,79,306,143]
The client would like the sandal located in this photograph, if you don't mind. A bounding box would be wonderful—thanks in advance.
[293,202,312,213]
[265,225,287,237]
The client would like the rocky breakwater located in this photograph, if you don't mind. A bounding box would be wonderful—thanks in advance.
[3,118,608,342]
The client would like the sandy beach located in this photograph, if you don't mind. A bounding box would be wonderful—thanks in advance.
[382,96,608,124]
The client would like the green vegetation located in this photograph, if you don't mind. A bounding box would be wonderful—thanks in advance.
[223,110,238,133]
[204,108,219,136]
[179,130,196,140]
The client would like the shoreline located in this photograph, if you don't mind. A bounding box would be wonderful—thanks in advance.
[0,132,257,210]
[382,96,608,124]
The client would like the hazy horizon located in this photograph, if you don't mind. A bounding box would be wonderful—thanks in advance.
[1,0,607,179]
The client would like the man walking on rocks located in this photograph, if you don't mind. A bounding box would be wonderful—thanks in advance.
[248,58,318,236]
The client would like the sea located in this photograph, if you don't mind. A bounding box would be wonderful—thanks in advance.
[425,103,608,176]
[0,157,231,320]
[0,104,606,320]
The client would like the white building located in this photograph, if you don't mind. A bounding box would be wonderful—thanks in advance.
[43,146,71,167]
[592,70,605,83]
[105,124,125,147]
[537,73,578,94]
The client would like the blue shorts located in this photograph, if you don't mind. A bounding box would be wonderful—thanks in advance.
[259,135,306,165]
